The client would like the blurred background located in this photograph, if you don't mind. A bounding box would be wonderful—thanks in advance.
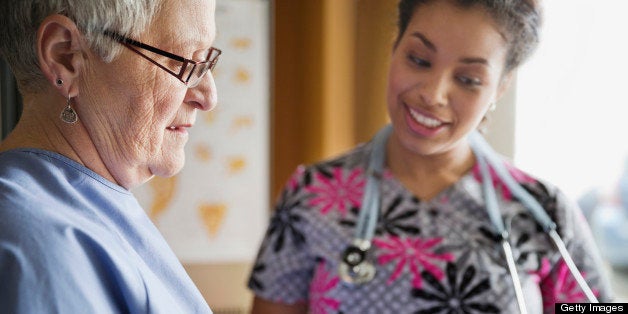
[1,0,627,312]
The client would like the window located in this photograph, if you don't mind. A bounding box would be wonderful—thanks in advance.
[515,1,628,199]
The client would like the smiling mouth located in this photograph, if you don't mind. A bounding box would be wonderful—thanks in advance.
[408,107,444,128]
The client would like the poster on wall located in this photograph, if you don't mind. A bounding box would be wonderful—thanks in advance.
[133,0,270,263]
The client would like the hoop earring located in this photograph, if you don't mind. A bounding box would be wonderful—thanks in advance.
[60,96,78,124]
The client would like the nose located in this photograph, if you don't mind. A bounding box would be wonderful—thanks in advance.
[185,71,218,111]
[418,72,449,107]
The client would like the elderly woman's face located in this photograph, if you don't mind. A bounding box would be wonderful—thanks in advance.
[78,0,217,188]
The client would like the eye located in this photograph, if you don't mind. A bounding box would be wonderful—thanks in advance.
[457,75,482,87]
[165,59,186,75]
[408,55,431,68]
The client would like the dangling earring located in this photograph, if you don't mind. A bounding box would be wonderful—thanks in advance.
[56,78,78,124]
[60,96,78,124]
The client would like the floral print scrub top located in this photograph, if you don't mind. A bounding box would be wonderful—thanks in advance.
[248,139,613,314]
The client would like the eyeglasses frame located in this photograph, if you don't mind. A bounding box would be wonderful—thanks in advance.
[103,30,221,87]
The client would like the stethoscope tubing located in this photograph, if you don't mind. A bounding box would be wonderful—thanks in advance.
[341,125,598,311]
[353,126,391,243]
[475,148,528,313]
[469,130,598,304]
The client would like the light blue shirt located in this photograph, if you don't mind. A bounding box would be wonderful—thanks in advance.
[0,149,212,313]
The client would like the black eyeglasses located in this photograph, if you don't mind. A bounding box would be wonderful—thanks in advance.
[103,30,221,88]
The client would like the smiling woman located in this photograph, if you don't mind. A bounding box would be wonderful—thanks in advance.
[247,0,614,313]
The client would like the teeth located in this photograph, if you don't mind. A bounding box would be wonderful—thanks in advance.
[409,108,443,128]
[167,126,177,130]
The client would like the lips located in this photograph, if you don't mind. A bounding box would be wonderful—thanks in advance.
[403,104,449,138]
[406,106,447,129]
[408,107,443,128]
[166,124,192,133]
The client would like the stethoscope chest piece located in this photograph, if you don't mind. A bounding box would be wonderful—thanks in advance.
[339,244,376,285]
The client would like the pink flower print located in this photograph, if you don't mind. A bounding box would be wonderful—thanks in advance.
[533,258,599,308]
[305,167,365,216]
[309,261,341,314]
[472,161,536,200]
[373,236,454,289]
[528,257,552,284]
[287,165,307,191]
[382,169,394,180]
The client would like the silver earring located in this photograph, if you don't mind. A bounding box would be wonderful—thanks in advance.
[60,96,78,124]
[489,102,497,112]
[56,78,63,86]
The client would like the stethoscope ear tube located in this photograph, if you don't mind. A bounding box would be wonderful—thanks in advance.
[469,131,556,231]
[468,131,599,304]
[502,237,529,314]
[476,150,529,313]
[548,229,599,302]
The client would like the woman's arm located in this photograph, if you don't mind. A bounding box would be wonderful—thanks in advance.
[538,187,614,312]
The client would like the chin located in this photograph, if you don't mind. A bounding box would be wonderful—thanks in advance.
[395,127,445,156]
[163,166,184,178]
[152,155,186,178]
[166,160,186,177]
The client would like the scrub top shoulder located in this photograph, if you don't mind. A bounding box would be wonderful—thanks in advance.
[248,140,613,314]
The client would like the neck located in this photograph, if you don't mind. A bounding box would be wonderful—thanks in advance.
[386,132,475,201]
[0,93,121,187]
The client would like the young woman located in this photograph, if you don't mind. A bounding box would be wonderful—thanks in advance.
[248,0,613,313]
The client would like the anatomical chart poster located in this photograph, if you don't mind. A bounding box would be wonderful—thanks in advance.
[133,0,270,263]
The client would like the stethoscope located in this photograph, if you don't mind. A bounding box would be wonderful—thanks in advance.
[338,125,598,313]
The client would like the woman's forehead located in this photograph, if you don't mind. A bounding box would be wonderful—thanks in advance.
[405,2,507,57]
[148,0,216,47]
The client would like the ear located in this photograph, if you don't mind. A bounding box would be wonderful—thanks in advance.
[495,71,514,101]
[37,14,85,98]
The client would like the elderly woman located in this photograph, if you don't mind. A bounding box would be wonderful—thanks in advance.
[0,0,219,312]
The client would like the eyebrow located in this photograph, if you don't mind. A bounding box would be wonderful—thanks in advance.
[175,37,214,59]
[460,57,489,66]
[173,29,214,48]
[411,32,436,52]
[411,31,490,67]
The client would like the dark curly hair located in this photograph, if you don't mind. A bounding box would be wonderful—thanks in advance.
[395,0,543,73]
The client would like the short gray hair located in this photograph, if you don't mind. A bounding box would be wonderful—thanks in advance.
[0,0,163,93]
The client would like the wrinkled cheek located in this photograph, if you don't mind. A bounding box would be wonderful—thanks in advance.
[125,119,163,164]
